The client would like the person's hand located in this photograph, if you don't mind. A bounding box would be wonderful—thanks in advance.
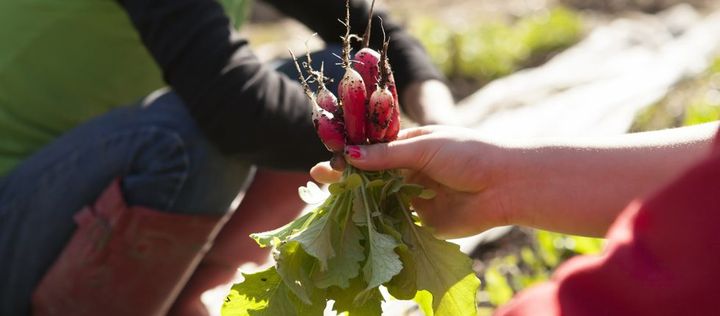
[311,125,514,238]
[401,80,461,126]
[312,123,718,238]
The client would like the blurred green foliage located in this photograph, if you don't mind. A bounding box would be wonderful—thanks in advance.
[683,58,720,126]
[410,7,584,84]
[683,94,720,126]
[631,55,720,131]
[476,230,604,311]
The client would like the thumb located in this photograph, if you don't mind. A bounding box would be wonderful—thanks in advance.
[343,137,437,171]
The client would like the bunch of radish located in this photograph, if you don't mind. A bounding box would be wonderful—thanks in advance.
[291,0,400,150]
[222,1,480,315]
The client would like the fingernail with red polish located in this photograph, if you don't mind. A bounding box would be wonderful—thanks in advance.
[344,145,363,160]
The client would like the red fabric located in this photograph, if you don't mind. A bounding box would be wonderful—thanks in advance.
[33,180,224,316]
[496,131,720,316]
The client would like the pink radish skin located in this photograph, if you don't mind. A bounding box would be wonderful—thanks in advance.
[353,48,381,96]
[377,42,400,142]
[338,68,368,144]
[387,71,399,109]
[383,71,400,141]
[316,86,340,115]
[366,86,394,143]
[354,0,380,93]
[287,48,344,150]
[383,105,400,142]
[313,109,346,153]
[382,59,400,141]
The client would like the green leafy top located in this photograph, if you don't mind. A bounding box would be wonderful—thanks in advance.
[223,168,480,316]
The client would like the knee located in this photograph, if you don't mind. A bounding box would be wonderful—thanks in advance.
[119,127,196,212]
[120,92,253,217]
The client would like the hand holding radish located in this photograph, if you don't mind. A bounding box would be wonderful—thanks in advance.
[223,1,481,315]
[313,123,719,238]
[312,125,515,238]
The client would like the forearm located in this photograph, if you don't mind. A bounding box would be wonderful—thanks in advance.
[502,122,718,237]
[117,0,329,170]
[401,80,459,125]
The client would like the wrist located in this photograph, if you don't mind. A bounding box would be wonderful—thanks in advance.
[488,143,535,229]
[466,139,527,230]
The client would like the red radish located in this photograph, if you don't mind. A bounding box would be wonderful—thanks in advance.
[314,84,346,152]
[367,40,396,143]
[366,86,394,142]
[316,86,340,116]
[380,41,400,117]
[309,61,341,116]
[288,49,346,152]
[352,0,381,95]
[338,68,367,144]
[352,1,400,143]
[379,41,400,142]
[313,109,346,153]
[353,48,381,95]
[311,79,346,152]
[384,68,400,142]
[383,106,400,142]
[387,71,399,109]
[337,0,368,145]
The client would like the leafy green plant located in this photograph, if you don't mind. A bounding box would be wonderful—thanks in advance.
[631,55,720,132]
[682,98,720,126]
[411,7,583,85]
[476,230,603,312]
[683,57,720,126]
[515,8,584,58]
[222,167,480,316]
[683,61,720,125]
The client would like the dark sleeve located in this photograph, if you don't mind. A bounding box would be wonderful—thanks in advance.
[262,0,445,108]
[116,0,329,170]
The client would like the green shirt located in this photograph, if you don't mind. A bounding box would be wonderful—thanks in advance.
[0,0,249,176]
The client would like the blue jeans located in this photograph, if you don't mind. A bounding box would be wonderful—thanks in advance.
[0,91,254,315]
[0,46,343,315]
